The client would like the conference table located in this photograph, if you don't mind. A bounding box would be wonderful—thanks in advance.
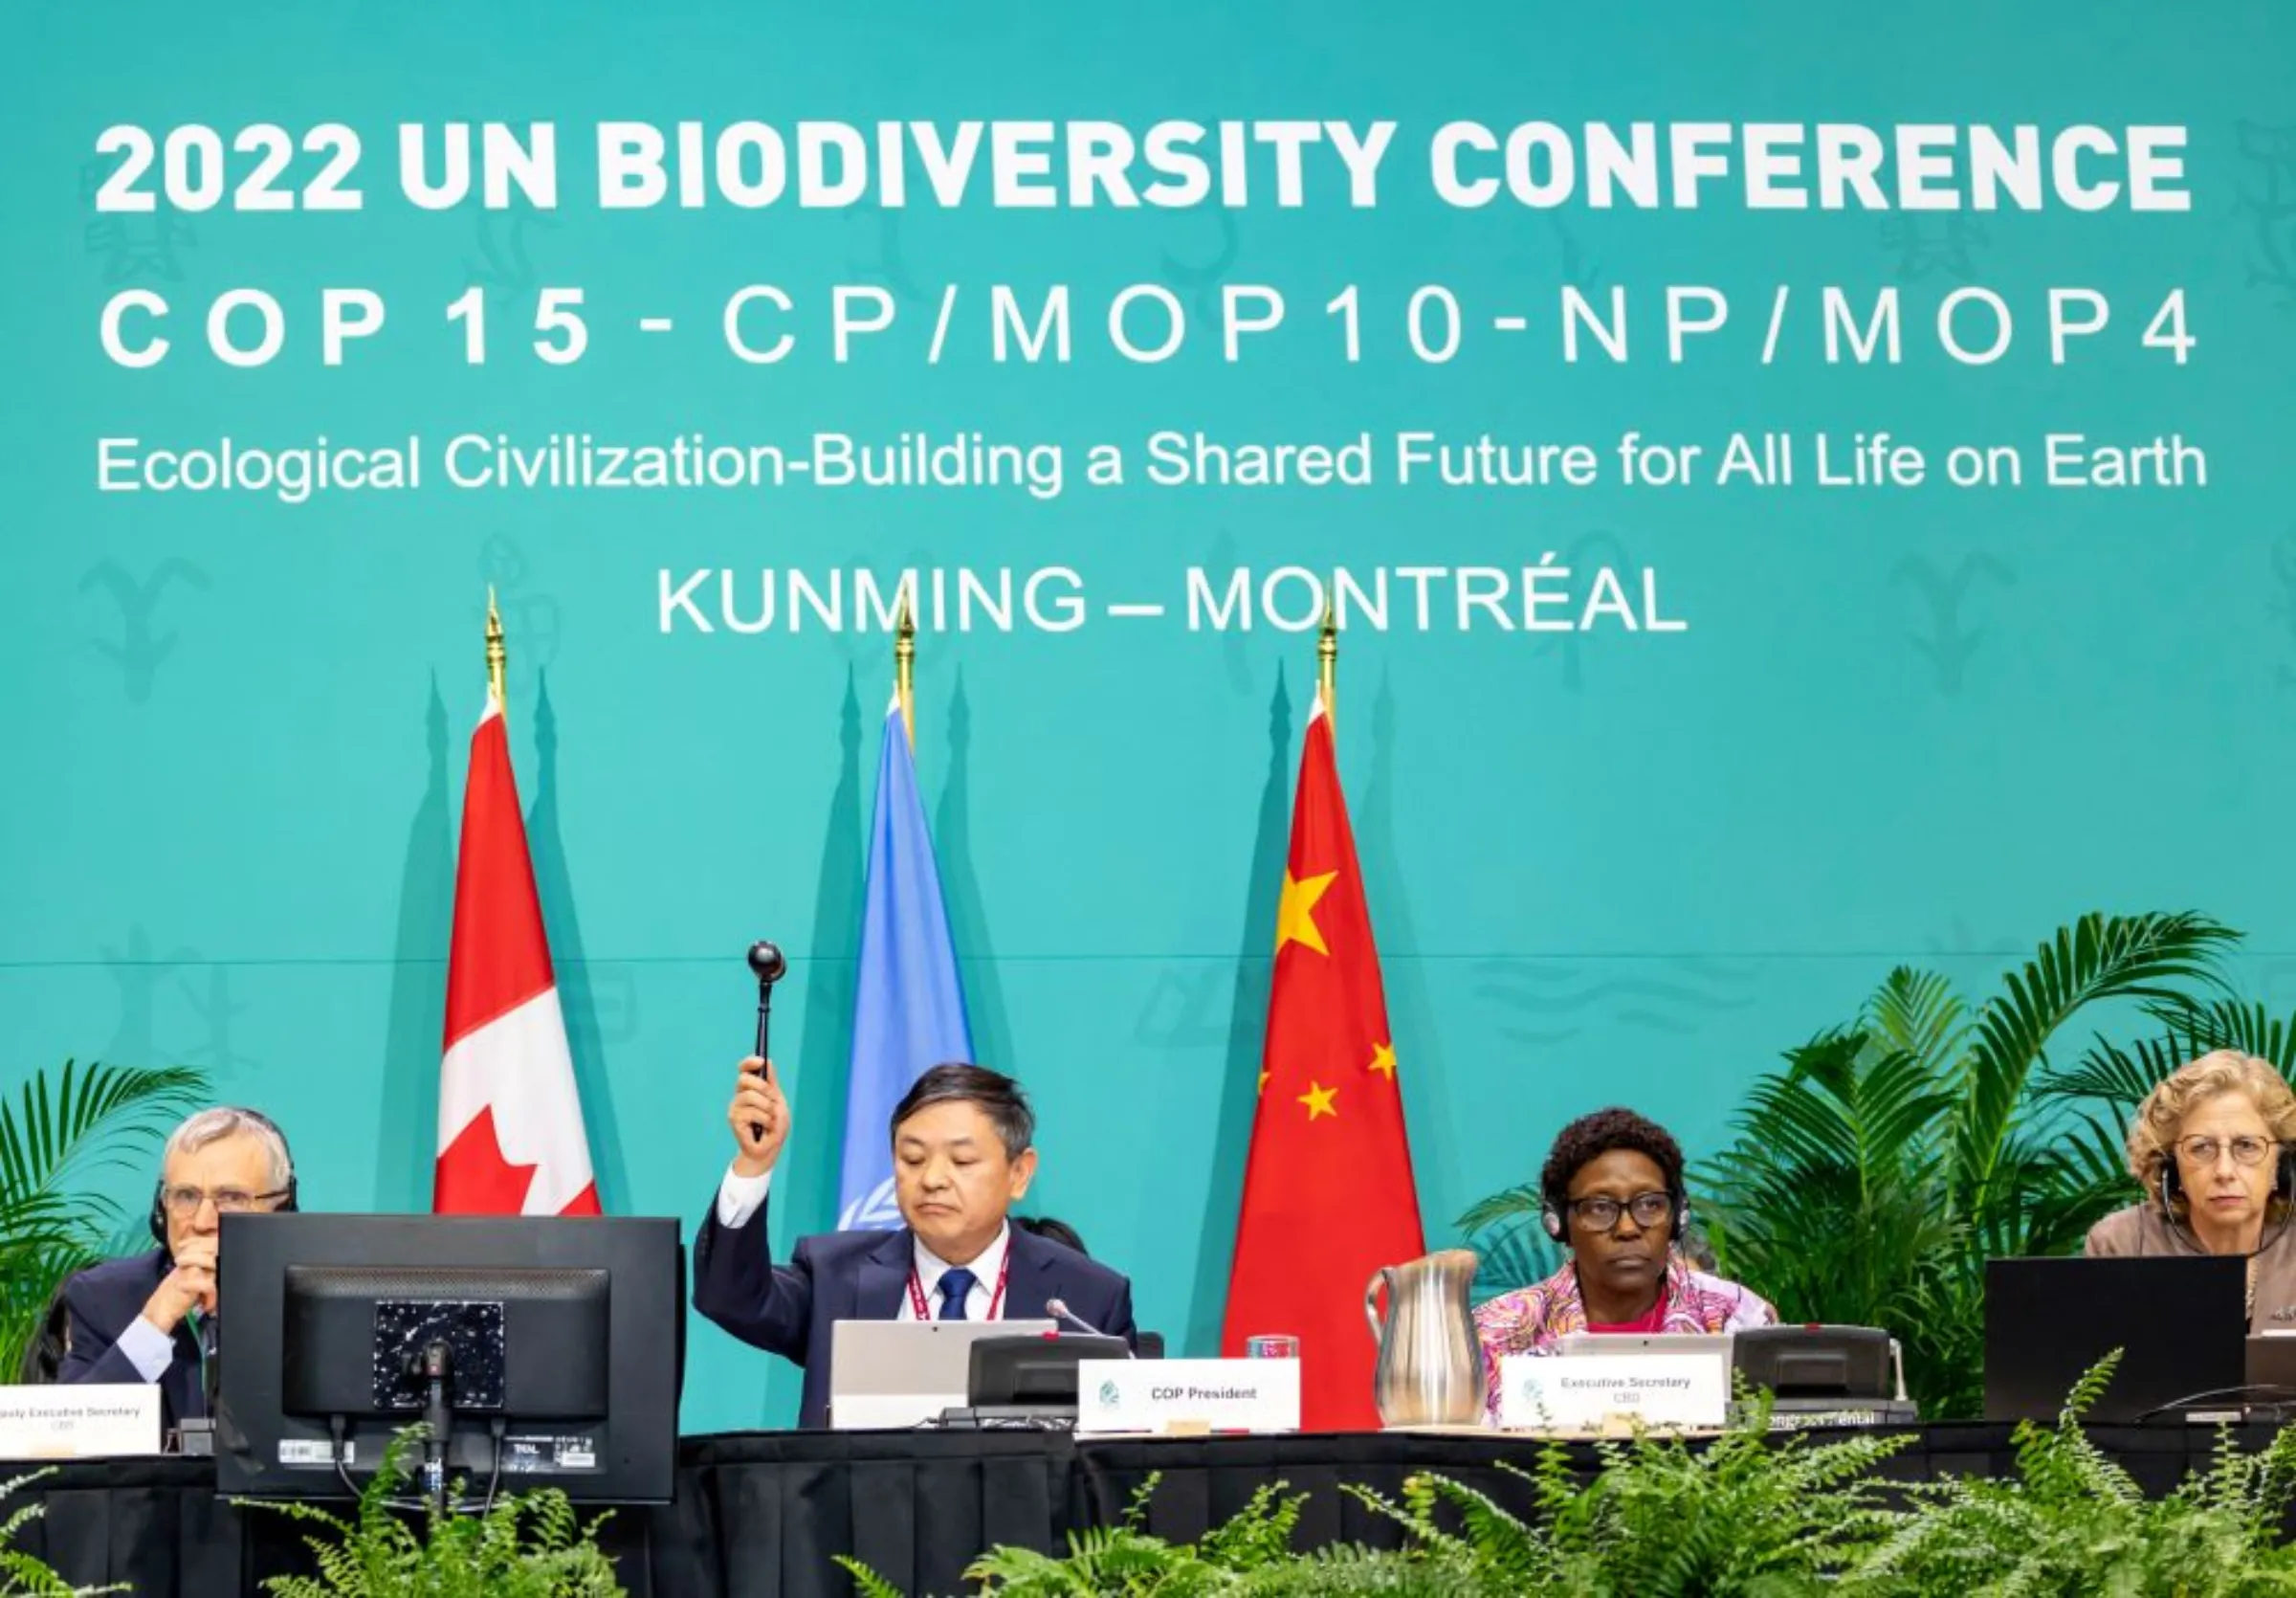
[9,1422,2283,1597]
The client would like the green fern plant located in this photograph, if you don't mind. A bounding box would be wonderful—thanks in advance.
[837,1475,1471,1596]
[0,1470,127,1597]
[1349,1386,1913,1597]
[1840,1352,2296,1595]
[837,1475,1286,1595]
[0,1058,210,1379]
[240,1428,623,1598]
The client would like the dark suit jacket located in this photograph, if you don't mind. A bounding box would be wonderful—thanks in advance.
[694,1197,1138,1428]
[56,1247,206,1428]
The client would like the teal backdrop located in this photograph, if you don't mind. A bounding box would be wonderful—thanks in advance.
[5,1,2296,1431]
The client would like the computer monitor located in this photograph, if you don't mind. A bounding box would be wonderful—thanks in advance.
[214,1212,684,1503]
[1984,1255,2245,1423]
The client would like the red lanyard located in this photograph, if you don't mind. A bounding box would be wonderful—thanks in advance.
[906,1247,1011,1321]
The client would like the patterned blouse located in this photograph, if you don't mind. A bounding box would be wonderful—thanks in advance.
[1472,1255,1778,1419]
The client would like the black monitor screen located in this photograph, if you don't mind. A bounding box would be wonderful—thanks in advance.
[216,1213,682,1504]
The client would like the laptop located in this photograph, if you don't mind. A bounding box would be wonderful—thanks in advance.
[827,1319,1057,1430]
[1983,1256,2246,1423]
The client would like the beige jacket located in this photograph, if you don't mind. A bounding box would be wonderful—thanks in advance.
[2084,1203,2296,1334]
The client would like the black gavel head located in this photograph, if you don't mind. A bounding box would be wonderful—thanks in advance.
[747,941,787,985]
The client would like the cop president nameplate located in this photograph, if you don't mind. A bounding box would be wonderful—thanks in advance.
[1075,1359,1301,1435]
[1497,1353,1729,1433]
[0,1384,163,1459]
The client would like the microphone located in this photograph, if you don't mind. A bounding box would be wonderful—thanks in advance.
[1045,1297,1135,1357]
[744,941,786,1142]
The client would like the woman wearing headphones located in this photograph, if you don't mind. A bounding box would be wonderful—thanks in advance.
[1472,1106,1776,1417]
[2086,1050,2296,1329]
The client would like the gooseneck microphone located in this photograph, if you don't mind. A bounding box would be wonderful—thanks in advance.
[1045,1297,1136,1357]
[745,941,786,1143]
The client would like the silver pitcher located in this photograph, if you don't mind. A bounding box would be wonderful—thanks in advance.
[1363,1249,1487,1426]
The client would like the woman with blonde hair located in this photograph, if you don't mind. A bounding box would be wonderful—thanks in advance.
[2085,1050,2296,1330]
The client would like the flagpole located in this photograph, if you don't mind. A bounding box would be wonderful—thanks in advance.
[1316,590,1337,733]
[894,585,916,750]
[486,587,508,718]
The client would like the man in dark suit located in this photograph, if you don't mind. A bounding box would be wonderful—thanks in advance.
[57,1106,297,1430]
[694,1059,1136,1428]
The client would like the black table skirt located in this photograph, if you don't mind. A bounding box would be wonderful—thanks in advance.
[7,1424,2285,1597]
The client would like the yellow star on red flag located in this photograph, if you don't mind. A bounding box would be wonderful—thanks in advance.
[1298,1080,1338,1121]
[1368,1042,1397,1080]
[1274,870,1338,956]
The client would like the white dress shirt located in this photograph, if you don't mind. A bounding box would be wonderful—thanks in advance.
[715,1162,1013,1321]
[901,1224,1011,1322]
[717,1165,773,1229]
[116,1314,178,1382]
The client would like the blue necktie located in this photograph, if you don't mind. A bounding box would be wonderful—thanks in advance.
[938,1267,977,1321]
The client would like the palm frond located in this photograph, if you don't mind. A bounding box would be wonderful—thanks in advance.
[1954,912,2235,1206]
[2036,1032,2187,1110]
[1466,1220,1560,1304]
[1695,1027,1959,1337]
[1452,1182,1542,1235]
[1862,967,1969,1075]
[2042,1108,2140,1219]
[2147,996,2296,1075]
[0,1060,209,1205]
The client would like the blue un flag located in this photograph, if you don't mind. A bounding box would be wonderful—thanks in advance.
[836,696,974,1230]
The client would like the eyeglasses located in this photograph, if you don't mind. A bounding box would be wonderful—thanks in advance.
[2175,1135,2279,1168]
[1568,1192,1674,1232]
[160,1185,290,1217]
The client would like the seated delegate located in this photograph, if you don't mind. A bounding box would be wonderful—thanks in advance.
[1472,1106,1776,1416]
[57,1105,298,1427]
[692,1057,1137,1427]
[2085,1048,2296,1330]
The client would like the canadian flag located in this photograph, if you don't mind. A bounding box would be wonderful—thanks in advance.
[433,689,601,1216]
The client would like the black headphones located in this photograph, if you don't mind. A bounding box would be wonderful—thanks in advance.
[2158,1144,2296,1224]
[149,1106,299,1251]
[1543,1187,1690,1242]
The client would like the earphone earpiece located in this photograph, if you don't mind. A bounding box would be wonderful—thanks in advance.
[1541,1201,1564,1241]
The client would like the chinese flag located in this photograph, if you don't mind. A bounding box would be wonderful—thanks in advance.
[433,687,602,1217]
[1221,689,1425,1430]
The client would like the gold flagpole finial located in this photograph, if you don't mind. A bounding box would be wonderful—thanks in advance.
[1316,589,1337,730]
[485,587,508,718]
[894,583,916,750]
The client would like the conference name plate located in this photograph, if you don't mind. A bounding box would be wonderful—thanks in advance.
[1075,1359,1301,1435]
[0,1384,162,1459]
[1497,1353,1728,1432]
